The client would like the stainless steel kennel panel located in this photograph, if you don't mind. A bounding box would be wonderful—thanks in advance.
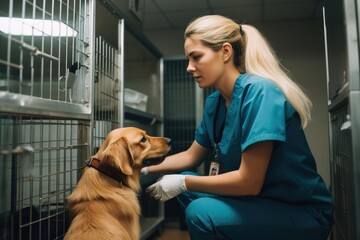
[0,115,90,240]
[0,0,95,119]
[324,0,360,238]
[329,105,355,240]
[0,0,95,239]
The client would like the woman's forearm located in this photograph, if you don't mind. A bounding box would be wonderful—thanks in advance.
[185,170,260,196]
[148,141,209,174]
[148,152,197,174]
[184,141,273,196]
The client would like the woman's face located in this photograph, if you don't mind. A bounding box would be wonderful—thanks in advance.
[184,38,225,89]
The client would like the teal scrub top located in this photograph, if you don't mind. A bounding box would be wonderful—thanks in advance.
[195,73,334,219]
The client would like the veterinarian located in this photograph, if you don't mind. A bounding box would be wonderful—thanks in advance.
[143,15,334,240]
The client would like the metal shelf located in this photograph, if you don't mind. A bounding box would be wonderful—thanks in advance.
[124,106,163,124]
[328,83,349,112]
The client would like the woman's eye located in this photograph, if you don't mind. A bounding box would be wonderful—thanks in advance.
[140,136,147,143]
[192,56,200,61]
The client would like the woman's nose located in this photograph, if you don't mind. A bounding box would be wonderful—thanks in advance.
[187,61,195,73]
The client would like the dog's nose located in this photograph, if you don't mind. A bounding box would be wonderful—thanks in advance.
[165,138,171,146]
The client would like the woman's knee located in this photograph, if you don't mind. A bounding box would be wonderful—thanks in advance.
[185,198,216,234]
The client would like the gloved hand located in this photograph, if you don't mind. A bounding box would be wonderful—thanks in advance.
[146,174,187,201]
[141,167,149,175]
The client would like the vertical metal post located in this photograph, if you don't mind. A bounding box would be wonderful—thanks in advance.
[118,19,125,127]
[159,58,164,136]
[88,0,96,156]
[10,117,18,240]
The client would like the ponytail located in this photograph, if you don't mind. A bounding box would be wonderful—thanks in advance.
[241,25,312,128]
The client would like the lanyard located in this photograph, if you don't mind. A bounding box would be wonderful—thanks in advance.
[212,96,226,162]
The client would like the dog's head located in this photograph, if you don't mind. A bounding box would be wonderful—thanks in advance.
[94,127,171,177]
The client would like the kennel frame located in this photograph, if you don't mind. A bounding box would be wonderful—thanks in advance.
[1,0,166,239]
[0,0,96,120]
[324,0,360,238]
[0,115,90,240]
[0,0,96,239]
[92,19,125,152]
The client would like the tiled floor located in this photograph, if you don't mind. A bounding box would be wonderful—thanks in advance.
[147,227,190,240]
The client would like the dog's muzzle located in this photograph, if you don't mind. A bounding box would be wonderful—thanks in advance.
[143,138,171,166]
[142,156,166,166]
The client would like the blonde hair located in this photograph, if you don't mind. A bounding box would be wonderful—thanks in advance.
[185,15,312,128]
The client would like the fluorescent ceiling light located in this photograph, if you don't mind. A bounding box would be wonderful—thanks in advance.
[0,17,77,37]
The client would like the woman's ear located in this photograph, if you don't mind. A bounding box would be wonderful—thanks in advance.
[221,42,233,63]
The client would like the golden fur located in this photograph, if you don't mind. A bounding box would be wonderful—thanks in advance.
[64,127,171,240]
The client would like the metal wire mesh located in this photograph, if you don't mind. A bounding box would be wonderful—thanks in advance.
[0,114,89,240]
[163,59,196,154]
[330,105,355,240]
[0,1,94,239]
[0,0,94,117]
[93,36,121,153]
[0,1,165,239]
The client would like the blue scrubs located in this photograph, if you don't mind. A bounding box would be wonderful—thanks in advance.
[178,73,334,240]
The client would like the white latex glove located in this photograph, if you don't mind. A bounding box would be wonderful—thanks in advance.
[146,174,187,201]
[141,167,149,175]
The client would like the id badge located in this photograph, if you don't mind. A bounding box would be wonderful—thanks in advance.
[209,161,220,176]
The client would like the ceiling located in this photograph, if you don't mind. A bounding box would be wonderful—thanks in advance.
[140,0,323,31]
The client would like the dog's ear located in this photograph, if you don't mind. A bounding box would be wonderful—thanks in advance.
[101,137,134,175]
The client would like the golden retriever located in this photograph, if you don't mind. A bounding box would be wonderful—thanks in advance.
[64,127,171,240]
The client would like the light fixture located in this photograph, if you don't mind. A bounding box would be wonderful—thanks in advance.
[0,17,77,37]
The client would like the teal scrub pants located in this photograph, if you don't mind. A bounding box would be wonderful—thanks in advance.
[176,172,332,240]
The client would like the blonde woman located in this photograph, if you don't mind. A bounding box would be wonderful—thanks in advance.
[144,15,334,239]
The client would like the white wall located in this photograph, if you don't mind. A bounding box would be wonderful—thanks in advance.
[144,19,331,186]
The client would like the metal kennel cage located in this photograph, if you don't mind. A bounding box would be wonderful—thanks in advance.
[0,0,95,239]
[0,0,95,119]
[0,115,89,240]
[93,34,123,153]
[329,104,355,240]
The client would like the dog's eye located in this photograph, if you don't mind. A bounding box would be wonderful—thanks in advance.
[140,136,147,143]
